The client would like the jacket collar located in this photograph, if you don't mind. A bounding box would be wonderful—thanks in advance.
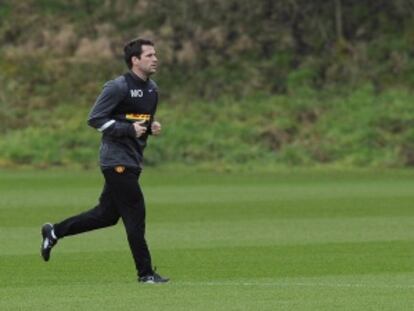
[129,70,148,84]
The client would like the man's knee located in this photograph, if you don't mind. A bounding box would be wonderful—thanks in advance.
[108,217,120,226]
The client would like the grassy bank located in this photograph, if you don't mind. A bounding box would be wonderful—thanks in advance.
[1,85,413,168]
[1,1,414,169]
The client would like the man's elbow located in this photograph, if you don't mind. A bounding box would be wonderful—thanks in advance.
[87,118,98,129]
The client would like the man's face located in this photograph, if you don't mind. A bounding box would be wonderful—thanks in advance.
[132,45,158,76]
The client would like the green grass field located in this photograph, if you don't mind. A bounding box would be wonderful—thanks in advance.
[0,167,413,310]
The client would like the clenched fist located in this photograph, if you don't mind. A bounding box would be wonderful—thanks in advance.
[151,121,162,136]
[133,120,147,137]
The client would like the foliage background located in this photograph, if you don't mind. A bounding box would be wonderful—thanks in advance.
[0,0,413,168]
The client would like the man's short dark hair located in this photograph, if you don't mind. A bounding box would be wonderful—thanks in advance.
[123,38,154,69]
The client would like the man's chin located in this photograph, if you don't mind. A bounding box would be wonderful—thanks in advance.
[146,69,156,76]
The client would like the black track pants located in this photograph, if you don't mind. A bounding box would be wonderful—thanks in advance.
[53,167,153,277]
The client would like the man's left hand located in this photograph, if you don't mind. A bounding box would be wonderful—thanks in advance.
[151,121,162,136]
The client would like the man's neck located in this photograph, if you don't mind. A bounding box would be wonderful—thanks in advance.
[131,68,149,81]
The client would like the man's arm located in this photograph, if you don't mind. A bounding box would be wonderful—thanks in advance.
[147,80,159,135]
[87,79,136,137]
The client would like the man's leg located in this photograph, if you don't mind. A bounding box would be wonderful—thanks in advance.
[102,167,153,277]
[53,183,120,238]
[41,182,120,261]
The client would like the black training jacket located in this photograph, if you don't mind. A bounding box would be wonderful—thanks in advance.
[87,71,158,169]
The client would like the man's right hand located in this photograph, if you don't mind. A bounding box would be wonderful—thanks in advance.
[133,120,147,137]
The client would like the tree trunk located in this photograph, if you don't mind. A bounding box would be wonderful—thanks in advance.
[335,0,344,41]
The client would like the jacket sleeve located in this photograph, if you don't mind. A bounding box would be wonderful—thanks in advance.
[87,79,136,138]
[147,80,159,135]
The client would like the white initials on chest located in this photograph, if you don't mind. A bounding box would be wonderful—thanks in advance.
[130,89,143,98]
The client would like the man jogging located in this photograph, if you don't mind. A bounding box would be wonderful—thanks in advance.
[40,38,169,284]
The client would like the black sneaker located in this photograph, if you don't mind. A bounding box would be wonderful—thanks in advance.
[41,223,57,262]
[139,270,169,284]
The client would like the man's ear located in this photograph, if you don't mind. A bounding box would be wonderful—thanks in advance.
[131,55,140,65]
